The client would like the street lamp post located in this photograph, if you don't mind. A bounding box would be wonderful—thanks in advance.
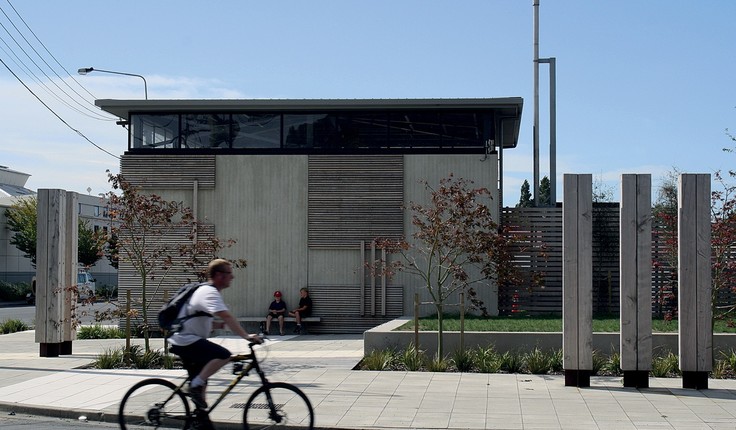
[77,67,148,99]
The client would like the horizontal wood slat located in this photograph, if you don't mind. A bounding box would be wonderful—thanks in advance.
[308,155,403,248]
[117,224,215,331]
[120,154,216,189]
[308,284,403,333]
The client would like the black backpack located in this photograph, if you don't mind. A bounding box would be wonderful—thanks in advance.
[158,282,213,333]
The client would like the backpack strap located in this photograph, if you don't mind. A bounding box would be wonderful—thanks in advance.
[172,282,214,333]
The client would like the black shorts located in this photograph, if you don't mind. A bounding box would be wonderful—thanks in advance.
[170,339,231,379]
[266,313,284,319]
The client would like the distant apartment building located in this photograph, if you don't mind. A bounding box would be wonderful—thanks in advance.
[96,98,523,332]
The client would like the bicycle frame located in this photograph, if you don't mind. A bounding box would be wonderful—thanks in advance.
[170,346,273,416]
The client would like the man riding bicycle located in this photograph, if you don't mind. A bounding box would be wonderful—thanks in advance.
[168,258,262,410]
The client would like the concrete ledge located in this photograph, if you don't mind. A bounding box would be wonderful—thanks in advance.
[364,317,736,356]
[236,316,321,323]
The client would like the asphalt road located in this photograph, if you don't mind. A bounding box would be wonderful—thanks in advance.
[0,412,119,429]
[0,301,119,326]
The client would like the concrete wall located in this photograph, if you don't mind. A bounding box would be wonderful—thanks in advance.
[144,153,501,318]
[365,318,736,357]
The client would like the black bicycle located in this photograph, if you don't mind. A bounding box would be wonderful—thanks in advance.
[118,341,314,429]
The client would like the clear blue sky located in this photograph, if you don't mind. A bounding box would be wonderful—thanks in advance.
[1,0,734,206]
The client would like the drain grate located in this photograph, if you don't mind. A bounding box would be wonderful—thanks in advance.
[231,402,284,409]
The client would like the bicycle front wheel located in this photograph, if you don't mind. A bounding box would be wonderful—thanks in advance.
[119,378,191,429]
[243,382,314,430]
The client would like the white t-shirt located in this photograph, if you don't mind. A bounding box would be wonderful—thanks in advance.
[168,284,228,346]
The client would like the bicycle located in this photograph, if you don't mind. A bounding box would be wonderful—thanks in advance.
[118,340,314,429]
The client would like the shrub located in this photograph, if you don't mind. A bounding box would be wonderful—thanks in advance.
[0,318,31,334]
[500,350,524,373]
[362,349,395,371]
[474,346,502,373]
[398,343,425,371]
[95,284,118,301]
[524,347,551,374]
[712,360,730,379]
[592,350,607,375]
[93,345,174,369]
[77,325,125,339]
[720,349,736,371]
[426,354,449,372]
[94,347,125,369]
[602,351,622,376]
[651,352,680,377]
[0,281,32,301]
[451,348,474,372]
[548,349,563,372]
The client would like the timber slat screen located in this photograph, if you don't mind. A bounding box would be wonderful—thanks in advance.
[500,205,735,316]
[308,284,404,333]
[117,225,215,332]
[120,154,216,189]
[500,205,621,316]
[308,155,403,248]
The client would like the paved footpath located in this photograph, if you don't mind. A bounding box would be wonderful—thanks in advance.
[0,330,735,429]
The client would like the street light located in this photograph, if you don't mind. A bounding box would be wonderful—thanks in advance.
[77,67,148,99]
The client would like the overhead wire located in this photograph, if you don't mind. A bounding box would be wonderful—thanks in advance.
[0,6,114,121]
[4,0,99,102]
[0,56,120,159]
[0,0,123,159]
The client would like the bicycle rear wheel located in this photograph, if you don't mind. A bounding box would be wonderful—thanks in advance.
[119,378,191,429]
[243,382,314,429]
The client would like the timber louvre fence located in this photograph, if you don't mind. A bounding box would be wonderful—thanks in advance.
[499,205,734,316]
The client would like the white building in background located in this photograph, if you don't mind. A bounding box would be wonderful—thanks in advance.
[0,165,118,287]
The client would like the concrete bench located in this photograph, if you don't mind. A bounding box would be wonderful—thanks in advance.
[230,316,322,335]
[236,316,321,324]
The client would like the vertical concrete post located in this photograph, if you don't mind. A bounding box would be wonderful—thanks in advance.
[620,174,652,388]
[563,174,593,387]
[61,191,78,354]
[678,174,712,389]
[35,189,66,356]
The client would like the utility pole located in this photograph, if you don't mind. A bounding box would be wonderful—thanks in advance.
[533,0,540,206]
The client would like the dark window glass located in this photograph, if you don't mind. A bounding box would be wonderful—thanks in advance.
[283,114,329,148]
[131,114,179,148]
[442,112,486,147]
[231,114,280,148]
[337,113,389,149]
[284,113,390,149]
[181,114,233,148]
[389,112,442,148]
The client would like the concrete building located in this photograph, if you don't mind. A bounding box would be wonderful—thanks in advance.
[97,98,523,332]
[0,166,117,287]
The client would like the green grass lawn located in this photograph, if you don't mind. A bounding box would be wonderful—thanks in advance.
[397,314,736,333]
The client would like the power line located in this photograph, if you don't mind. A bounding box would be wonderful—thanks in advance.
[4,0,99,102]
[0,55,121,159]
[0,11,113,121]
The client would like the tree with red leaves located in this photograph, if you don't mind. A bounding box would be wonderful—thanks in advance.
[375,175,517,358]
[104,171,246,351]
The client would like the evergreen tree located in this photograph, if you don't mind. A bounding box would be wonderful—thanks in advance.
[517,180,533,207]
[539,176,551,206]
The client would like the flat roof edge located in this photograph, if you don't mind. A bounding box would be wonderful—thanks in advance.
[96,97,523,117]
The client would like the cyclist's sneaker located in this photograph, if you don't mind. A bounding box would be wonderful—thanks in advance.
[189,383,208,410]
[193,409,215,430]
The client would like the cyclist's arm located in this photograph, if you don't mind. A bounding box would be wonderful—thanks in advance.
[215,309,257,340]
